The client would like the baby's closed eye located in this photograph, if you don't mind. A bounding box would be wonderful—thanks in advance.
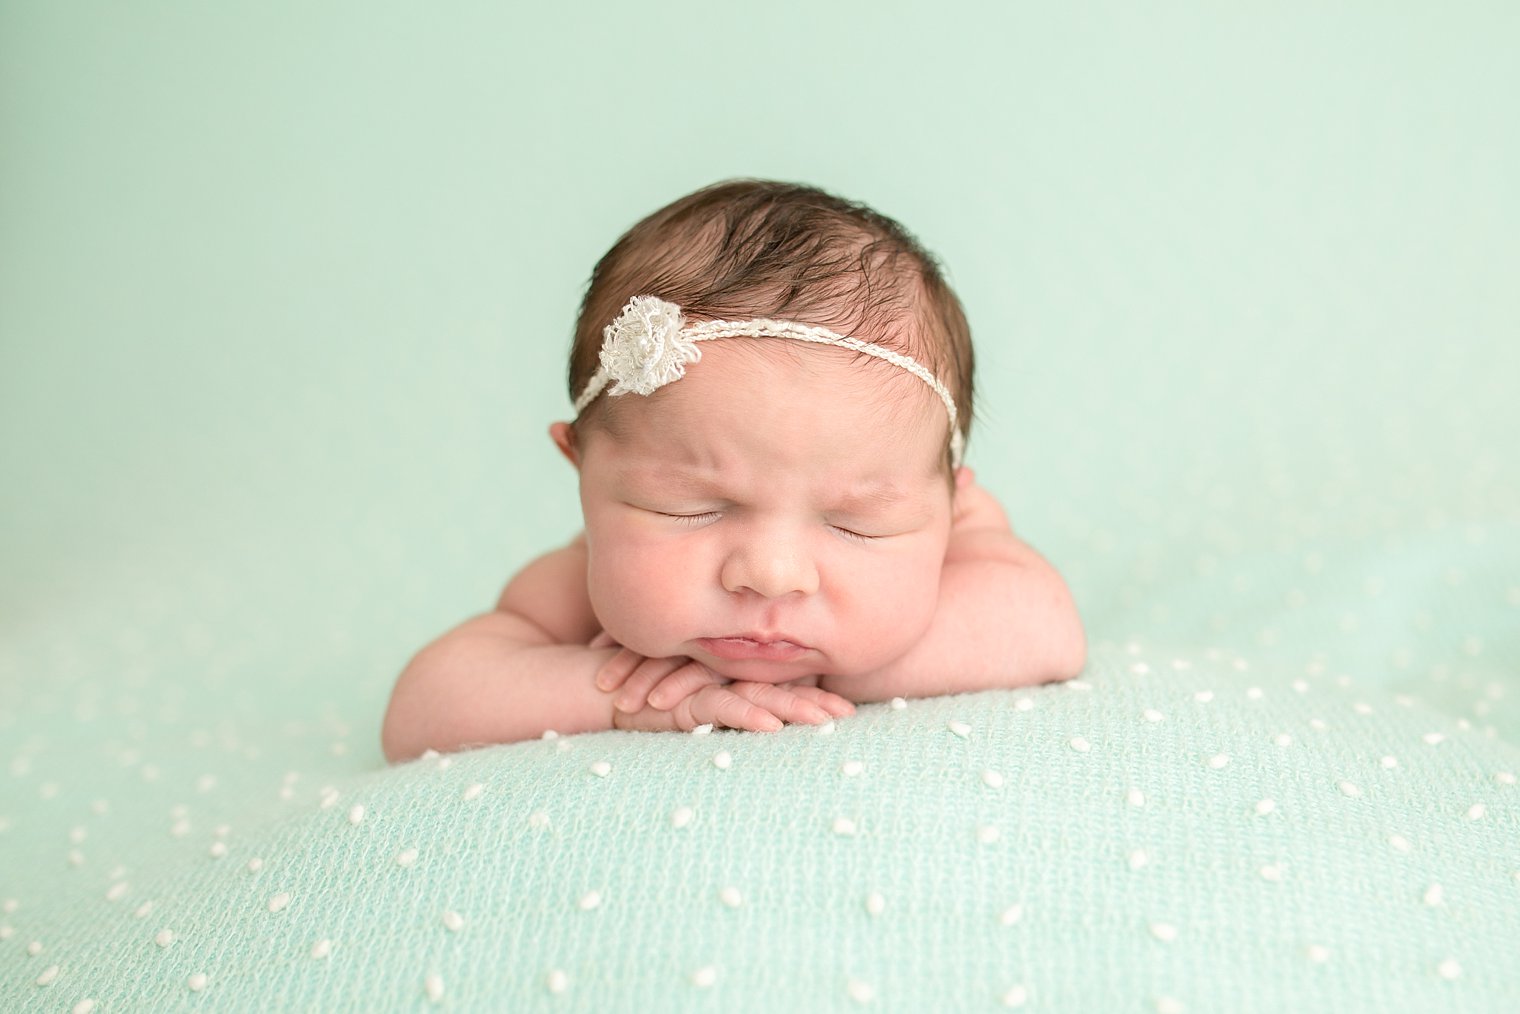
[659,510,722,528]
[648,506,897,543]
[823,507,936,542]
[629,492,938,548]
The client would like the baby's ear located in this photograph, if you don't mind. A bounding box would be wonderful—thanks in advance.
[548,422,580,468]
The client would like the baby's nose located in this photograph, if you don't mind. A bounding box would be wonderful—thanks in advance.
[720,537,819,599]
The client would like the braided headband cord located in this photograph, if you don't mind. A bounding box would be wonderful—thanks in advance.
[572,295,965,467]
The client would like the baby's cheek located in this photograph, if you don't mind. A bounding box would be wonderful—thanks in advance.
[586,547,694,655]
[837,559,942,667]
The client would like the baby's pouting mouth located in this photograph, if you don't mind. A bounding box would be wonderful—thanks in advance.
[696,634,812,663]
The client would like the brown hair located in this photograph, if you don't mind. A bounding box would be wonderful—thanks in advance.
[567,178,975,467]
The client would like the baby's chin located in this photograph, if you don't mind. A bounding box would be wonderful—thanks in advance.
[682,642,830,685]
[606,629,858,683]
[704,662,820,684]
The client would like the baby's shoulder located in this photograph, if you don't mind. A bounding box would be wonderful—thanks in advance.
[494,532,597,644]
[951,473,1012,533]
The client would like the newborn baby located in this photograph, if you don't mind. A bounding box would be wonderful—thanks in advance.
[382,179,1085,761]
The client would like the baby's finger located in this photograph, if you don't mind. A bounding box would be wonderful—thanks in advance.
[614,656,688,713]
[646,661,724,711]
[589,630,619,650]
[682,687,783,733]
[729,682,832,725]
[594,648,643,692]
[781,684,857,718]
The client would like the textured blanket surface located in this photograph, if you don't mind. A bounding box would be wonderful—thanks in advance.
[4,640,1520,1012]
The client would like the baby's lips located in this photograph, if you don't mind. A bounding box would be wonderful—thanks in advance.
[697,636,812,663]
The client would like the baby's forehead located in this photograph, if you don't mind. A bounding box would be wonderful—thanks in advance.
[610,338,942,432]
[586,342,948,484]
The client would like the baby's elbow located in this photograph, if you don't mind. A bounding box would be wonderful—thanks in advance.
[1053,619,1087,682]
[380,652,436,764]
[380,691,421,764]
[380,730,410,766]
[1037,591,1087,685]
[1004,552,1086,685]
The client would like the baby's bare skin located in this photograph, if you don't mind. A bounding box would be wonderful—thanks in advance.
[382,343,1085,762]
[594,468,1079,730]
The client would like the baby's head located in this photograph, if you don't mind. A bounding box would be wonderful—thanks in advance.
[564,178,974,474]
[551,179,979,682]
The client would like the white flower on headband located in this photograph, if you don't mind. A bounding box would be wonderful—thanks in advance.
[599,295,700,397]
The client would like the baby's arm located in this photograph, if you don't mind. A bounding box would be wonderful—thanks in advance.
[817,471,1086,703]
[381,537,618,762]
[381,537,834,761]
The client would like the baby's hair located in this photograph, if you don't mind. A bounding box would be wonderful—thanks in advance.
[567,178,975,466]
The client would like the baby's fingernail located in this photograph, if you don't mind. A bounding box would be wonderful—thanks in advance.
[615,694,635,712]
[595,675,612,690]
[760,716,783,732]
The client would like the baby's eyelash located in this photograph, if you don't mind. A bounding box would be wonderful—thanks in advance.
[654,510,882,543]
[662,511,721,527]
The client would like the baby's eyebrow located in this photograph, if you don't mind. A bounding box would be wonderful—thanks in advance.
[831,485,915,514]
[620,466,921,514]
[619,467,716,493]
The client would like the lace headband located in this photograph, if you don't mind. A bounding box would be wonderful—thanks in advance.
[573,295,965,468]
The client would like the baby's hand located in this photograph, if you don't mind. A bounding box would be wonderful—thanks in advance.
[590,633,854,732]
[609,680,855,734]
[592,636,719,715]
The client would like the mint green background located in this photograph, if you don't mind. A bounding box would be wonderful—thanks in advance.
[5,1,1514,658]
[3,3,1518,1012]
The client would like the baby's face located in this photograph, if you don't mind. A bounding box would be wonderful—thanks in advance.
[561,341,954,684]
